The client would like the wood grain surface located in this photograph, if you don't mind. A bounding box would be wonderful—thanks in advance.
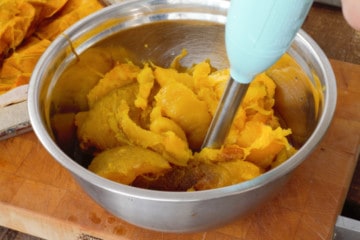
[303,3,360,65]
[0,58,359,240]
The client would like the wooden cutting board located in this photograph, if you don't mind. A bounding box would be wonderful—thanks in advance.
[0,59,359,240]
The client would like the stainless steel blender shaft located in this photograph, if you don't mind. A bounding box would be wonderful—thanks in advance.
[201,77,249,149]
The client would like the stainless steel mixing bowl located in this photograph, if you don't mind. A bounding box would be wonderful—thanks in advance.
[28,0,337,232]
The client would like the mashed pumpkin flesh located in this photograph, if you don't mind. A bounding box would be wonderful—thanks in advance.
[68,52,298,191]
[0,0,104,95]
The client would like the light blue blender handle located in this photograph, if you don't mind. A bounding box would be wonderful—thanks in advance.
[202,0,313,149]
[226,0,313,84]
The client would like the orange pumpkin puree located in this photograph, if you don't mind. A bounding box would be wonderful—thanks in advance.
[67,50,307,191]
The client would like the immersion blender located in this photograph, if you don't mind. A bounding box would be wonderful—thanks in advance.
[202,0,314,149]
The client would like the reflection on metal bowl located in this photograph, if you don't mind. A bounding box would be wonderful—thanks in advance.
[28,0,337,233]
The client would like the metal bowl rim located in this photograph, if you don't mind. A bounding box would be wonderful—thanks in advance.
[28,0,337,202]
